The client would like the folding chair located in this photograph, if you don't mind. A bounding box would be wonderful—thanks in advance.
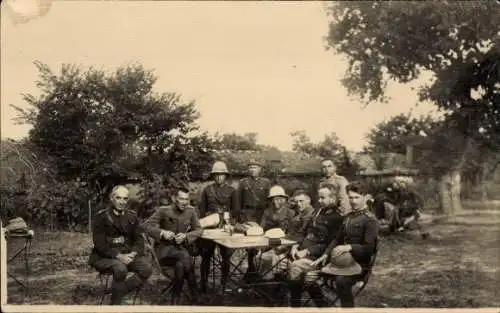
[95,270,142,305]
[143,234,197,305]
[302,238,382,307]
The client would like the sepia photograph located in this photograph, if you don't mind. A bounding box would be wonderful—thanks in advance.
[1,0,499,312]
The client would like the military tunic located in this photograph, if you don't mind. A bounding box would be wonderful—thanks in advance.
[287,205,314,242]
[142,204,202,259]
[260,205,296,232]
[89,208,145,261]
[198,182,239,219]
[298,205,344,258]
[238,176,271,223]
[325,208,380,268]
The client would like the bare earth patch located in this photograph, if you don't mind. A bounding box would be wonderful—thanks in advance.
[6,209,500,307]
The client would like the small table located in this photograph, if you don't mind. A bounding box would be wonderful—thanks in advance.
[5,230,34,301]
[202,229,296,306]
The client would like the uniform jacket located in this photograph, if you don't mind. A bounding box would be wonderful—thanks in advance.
[318,174,351,213]
[198,182,239,218]
[260,205,296,232]
[141,204,202,249]
[90,207,145,261]
[298,205,344,258]
[325,208,380,268]
[238,176,271,222]
[287,205,314,242]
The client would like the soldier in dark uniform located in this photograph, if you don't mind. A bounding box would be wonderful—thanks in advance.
[198,161,239,294]
[142,187,202,305]
[287,185,345,307]
[88,185,153,305]
[238,159,271,275]
[287,191,314,242]
[315,181,380,308]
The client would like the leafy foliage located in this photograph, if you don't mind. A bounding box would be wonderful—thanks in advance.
[7,62,216,228]
[213,132,261,151]
[325,1,499,177]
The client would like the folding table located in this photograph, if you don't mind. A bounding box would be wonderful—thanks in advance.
[201,229,296,306]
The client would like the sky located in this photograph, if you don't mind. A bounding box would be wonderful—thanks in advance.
[1,0,440,152]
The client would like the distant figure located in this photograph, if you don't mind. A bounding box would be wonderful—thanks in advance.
[89,185,153,305]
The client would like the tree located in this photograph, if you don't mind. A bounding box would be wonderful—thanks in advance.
[213,132,261,151]
[11,62,216,226]
[290,130,361,179]
[325,1,500,214]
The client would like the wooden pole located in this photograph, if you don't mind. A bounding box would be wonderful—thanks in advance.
[88,199,92,234]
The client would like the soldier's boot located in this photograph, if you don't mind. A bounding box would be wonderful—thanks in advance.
[186,271,200,304]
[110,280,128,305]
[125,274,144,294]
[307,284,328,307]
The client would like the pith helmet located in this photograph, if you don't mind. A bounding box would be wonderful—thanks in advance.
[321,251,363,276]
[268,185,289,199]
[210,161,229,175]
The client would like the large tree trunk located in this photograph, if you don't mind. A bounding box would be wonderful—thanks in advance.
[439,169,463,215]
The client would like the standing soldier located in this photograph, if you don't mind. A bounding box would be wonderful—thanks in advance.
[198,161,239,294]
[141,187,202,305]
[238,159,271,276]
[89,185,153,305]
[318,159,351,215]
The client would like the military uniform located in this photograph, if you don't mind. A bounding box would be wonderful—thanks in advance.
[288,204,344,307]
[318,174,351,214]
[142,204,201,303]
[260,205,296,232]
[89,207,153,305]
[238,176,271,223]
[287,205,314,242]
[198,182,239,293]
[323,208,380,307]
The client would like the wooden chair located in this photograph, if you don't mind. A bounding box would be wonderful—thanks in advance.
[143,234,198,305]
[302,238,382,307]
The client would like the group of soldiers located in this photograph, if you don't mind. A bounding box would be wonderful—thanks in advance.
[89,158,420,307]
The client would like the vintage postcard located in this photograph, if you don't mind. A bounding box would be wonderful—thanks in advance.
[1,1,499,312]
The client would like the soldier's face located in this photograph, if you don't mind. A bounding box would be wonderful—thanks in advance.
[175,191,190,211]
[321,161,336,177]
[214,174,227,184]
[318,188,335,207]
[348,190,366,211]
[111,187,130,211]
[248,165,261,177]
[272,196,287,209]
[295,195,310,212]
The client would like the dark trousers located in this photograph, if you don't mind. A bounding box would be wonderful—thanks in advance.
[335,274,363,307]
[199,239,232,293]
[90,255,153,305]
[289,281,328,308]
[157,245,198,301]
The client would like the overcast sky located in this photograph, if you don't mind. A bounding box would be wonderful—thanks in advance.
[1,0,439,152]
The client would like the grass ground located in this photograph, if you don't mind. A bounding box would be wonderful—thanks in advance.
[6,204,500,307]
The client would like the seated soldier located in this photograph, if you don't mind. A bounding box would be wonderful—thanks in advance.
[256,185,296,279]
[89,185,153,305]
[313,181,380,308]
[141,187,202,305]
[286,185,344,307]
[287,191,314,242]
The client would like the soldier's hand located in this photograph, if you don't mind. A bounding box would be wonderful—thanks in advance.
[174,233,187,244]
[332,244,351,257]
[116,253,133,265]
[295,249,308,259]
[311,254,327,268]
[160,230,175,240]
